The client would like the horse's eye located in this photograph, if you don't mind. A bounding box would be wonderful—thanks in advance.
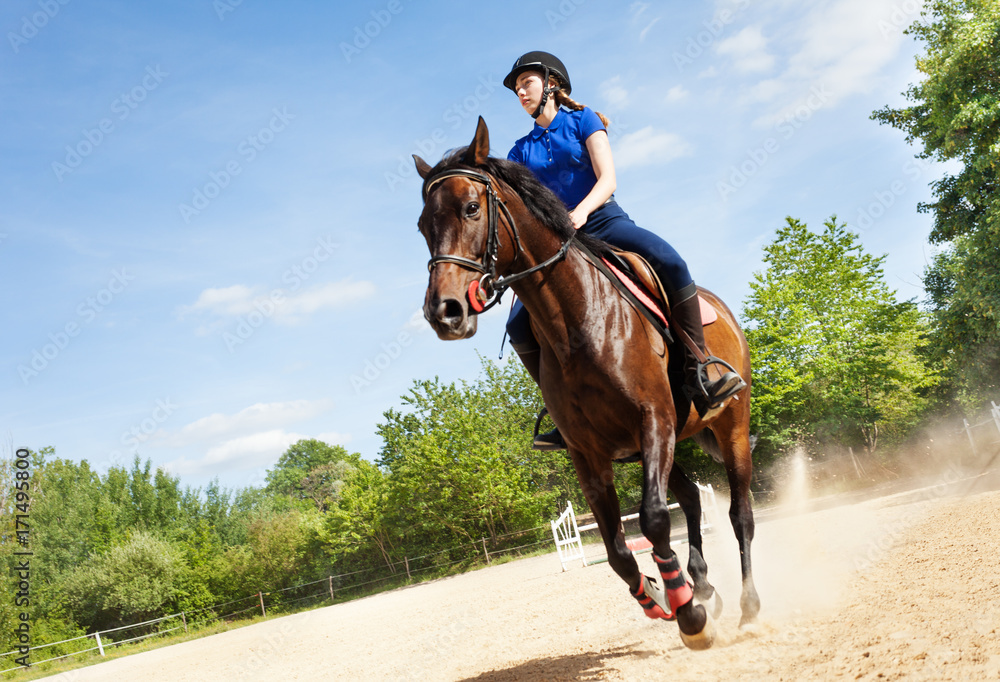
[465,202,480,218]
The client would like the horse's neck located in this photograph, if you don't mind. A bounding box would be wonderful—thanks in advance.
[509,233,602,366]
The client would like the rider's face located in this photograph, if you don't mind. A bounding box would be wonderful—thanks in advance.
[515,71,544,114]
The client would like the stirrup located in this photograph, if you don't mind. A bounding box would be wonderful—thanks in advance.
[685,356,746,407]
[533,408,566,451]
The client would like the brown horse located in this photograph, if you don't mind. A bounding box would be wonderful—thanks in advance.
[414,117,759,649]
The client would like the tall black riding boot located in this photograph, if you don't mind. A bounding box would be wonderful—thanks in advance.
[670,287,746,416]
[511,342,566,451]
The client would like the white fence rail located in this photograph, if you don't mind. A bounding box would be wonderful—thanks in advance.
[962,400,1000,455]
[551,483,719,571]
[0,524,556,675]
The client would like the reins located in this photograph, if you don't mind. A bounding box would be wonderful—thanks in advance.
[423,168,576,314]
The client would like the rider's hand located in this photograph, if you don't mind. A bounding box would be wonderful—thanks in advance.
[568,209,587,230]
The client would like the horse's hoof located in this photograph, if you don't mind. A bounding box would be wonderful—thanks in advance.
[695,589,723,620]
[679,611,716,650]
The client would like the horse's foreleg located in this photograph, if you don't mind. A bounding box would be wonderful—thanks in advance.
[718,429,760,627]
[571,452,640,592]
[639,409,715,649]
[668,465,722,618]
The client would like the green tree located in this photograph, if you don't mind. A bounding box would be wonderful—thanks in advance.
[59,531,185,632]
[376,358,580,558]
[742,217,937,458]
[322,460,396,570]
[265,439,360,511]
[872,0,1000,407]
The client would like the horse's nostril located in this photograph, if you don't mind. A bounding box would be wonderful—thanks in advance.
[439,298,465,321]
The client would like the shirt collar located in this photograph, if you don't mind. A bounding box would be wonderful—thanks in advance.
[530,108,566,139]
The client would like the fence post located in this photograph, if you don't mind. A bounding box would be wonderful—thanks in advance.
[964,418,978,454]
[94,632,106,657]
[328,576,335,602]
[181,611,188,634]
[482,537,490,564]
[404,556,411,580]
[848,447,865,478]
[258,592,266,618]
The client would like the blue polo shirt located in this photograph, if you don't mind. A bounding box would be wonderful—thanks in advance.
[508,107,606,210]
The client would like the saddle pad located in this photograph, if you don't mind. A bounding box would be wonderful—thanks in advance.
[601,257,718,327]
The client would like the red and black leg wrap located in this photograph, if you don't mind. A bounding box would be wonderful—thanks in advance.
[630,576,674,621]
[653,552,694,613]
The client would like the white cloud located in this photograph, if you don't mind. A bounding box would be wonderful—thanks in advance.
[166,429,298,476]
[600,76,629,109]
[279,280,377,322]
[629,1,650,19]
[717,26,775,74]
[180,284,256,318]
[614,127,693,170]
[165,428,351,477]
[179,278,376,326]
[161,401,352,477]
[168,399,334,447]
[740,0,923,126]
[665,85,689,104]
[203,429,302,467]
[639,17,661,43]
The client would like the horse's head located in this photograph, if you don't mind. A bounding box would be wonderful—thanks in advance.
[414,117,496,340]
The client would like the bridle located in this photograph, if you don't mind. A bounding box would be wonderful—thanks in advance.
[423,168,576,314]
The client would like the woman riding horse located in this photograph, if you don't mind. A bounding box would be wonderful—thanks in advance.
[503,51,745,449]
[414,115,761,649]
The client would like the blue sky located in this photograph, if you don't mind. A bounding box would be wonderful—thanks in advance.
[2,0,940,490]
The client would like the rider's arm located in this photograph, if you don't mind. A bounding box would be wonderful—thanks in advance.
[568,130,616,229]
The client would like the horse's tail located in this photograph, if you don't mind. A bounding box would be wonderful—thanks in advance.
[692,429,758,465]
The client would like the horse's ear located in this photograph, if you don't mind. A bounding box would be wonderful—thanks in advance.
[413,155,433,179]
[464,116,490,166]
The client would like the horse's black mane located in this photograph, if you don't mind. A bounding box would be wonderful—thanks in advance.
[423,147,612,258]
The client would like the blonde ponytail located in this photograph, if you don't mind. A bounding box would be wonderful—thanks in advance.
[554,87,610,128]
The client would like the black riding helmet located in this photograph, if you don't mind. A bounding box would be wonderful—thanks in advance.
[503,51,572,119]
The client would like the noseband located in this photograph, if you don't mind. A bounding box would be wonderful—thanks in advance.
[423,167,576,314]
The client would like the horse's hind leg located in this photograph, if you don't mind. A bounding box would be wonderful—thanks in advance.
[668,464,722,618]
[639,408,715,649]
[713,424,761,627]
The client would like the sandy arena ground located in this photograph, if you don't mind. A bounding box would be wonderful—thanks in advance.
[40,469,1000,681]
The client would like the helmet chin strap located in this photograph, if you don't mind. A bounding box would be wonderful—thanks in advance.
[531,66,560,120]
